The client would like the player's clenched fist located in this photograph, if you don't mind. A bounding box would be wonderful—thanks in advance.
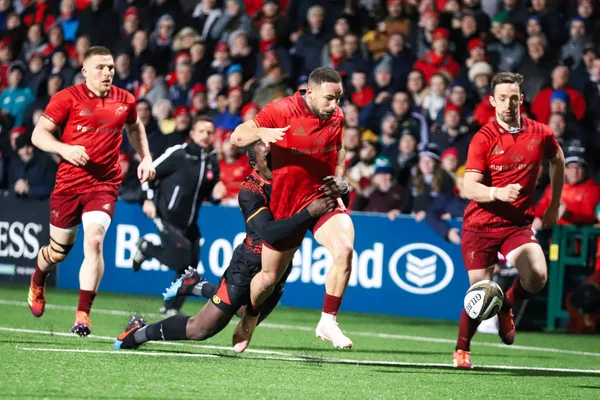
[59,144,89,166]
[143,200,157,219]
[138,156,156,184]
[258,125,289,147]
[307,197,336,218]
[496,183,522,202]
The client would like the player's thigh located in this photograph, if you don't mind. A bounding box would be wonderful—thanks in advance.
[187,301,234,340]
[261,244,297,278]
[313,211,355,258]
[49,192,83,233]
[502,230,547,286]
[467,267,496,285]
[461,230,502,273]
[81,191,118,233]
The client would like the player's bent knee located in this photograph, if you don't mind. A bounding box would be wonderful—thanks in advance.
[84,231,105,255]
[331,240,353,268]
[187,317,218,341]
[523,269,547,293]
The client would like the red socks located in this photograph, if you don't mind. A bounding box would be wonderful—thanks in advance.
[456,309,481,351]
[32,266,49,287]
[502,279,531,311]
[322,293,342,316]
[77,290,97,315]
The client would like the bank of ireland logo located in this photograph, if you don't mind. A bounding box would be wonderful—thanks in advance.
[389,243,454,294]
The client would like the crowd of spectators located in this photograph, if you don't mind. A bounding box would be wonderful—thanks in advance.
[2,0,600,245]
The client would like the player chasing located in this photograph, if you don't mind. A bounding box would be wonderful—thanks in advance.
[114,142,344,349]
[455,72,564,368]
[230,67,355,352]
[27,46,156,336]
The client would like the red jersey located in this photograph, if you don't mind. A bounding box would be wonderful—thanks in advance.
[534,178,600,225]
[219,155,253,200]
[252,91,344,219]
[463,117,559,232]
[42,83,137,195]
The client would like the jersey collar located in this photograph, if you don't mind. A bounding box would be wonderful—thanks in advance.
[492,117,527,135]
[252,170,271,185]
[295,90,314,117]
[82,83,112,99]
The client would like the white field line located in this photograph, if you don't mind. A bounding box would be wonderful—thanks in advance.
[0,327,295,357]
[2,299,599,358]
[17,346,600,375]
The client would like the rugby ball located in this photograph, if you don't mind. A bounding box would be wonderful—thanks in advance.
[464,280,504,321]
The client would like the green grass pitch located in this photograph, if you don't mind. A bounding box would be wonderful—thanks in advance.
[1,283,599,399]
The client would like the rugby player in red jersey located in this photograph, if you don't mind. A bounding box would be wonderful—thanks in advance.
[27,46,156,336]
[455,72,565,368]
[230,67,355,352]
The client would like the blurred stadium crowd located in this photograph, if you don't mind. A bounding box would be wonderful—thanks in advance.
[2,0,600,236]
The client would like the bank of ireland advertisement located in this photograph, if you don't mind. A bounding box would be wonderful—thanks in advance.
[57,202,469,321]
[0,195,53,286]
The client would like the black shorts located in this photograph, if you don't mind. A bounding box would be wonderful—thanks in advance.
[210,246,292,314]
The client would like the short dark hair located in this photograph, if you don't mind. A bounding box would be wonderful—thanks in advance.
[491,72,524,94]
[308,67,342,86]
[246,141,261,165]
[84,46,112,61]
[193,115,214,127]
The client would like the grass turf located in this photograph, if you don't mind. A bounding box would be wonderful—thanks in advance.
[1,283,599,399]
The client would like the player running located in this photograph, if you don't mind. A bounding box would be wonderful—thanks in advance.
[455,72,565,368]
[230,67,354,352]
[114,142,342,349]
[27,46,156,336]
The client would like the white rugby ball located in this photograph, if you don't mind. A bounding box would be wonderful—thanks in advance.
[464,280,504,321]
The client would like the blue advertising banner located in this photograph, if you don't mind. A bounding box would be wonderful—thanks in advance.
[57,201,470,321]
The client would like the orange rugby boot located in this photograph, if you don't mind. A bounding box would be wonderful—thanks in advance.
[27,277,46,318]
[453,349,473,369]
[498,308,516,345]
[72,311,92,337]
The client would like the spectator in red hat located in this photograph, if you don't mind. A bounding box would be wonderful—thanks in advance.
[414,9,439,58]
[165,105,192,147]
[440,147,460,177]
[429,104,473,163]
[209,41,232,77]
[135,64,168,106]
[55,0,79,42]
[114,6,140,53]
[19,24,47,63]
[190,84,209,117]
[22,0,58,34]
[413,27,460,84]
[23,52,46,95]
[241,102,258,122]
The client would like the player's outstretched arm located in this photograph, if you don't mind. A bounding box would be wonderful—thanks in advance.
[462,172,522,203]
[32,116,89,167]
[242,193,336,246]
[126,118,155,183]
[231,119,289,148]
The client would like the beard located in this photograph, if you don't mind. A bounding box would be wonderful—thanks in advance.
[308,101,334,120]
[498,110,517,124]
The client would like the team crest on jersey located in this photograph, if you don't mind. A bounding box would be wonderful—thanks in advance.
[328,120,342,134]
[50,209,59,220]
[115,106,128,116]
[527,138,541,151]
[314,138,324,145]
[512,155,524,163]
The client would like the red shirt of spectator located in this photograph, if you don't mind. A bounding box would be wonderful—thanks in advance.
[531,65,586,124]
[413,28,460,84]
[22,0,57,33]
[534,158,600,226]
[219,134,253,201]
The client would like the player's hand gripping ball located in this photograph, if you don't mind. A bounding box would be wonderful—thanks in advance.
[464,280,504,321]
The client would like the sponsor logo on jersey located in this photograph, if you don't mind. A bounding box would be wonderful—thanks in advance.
[212,295,221,304]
